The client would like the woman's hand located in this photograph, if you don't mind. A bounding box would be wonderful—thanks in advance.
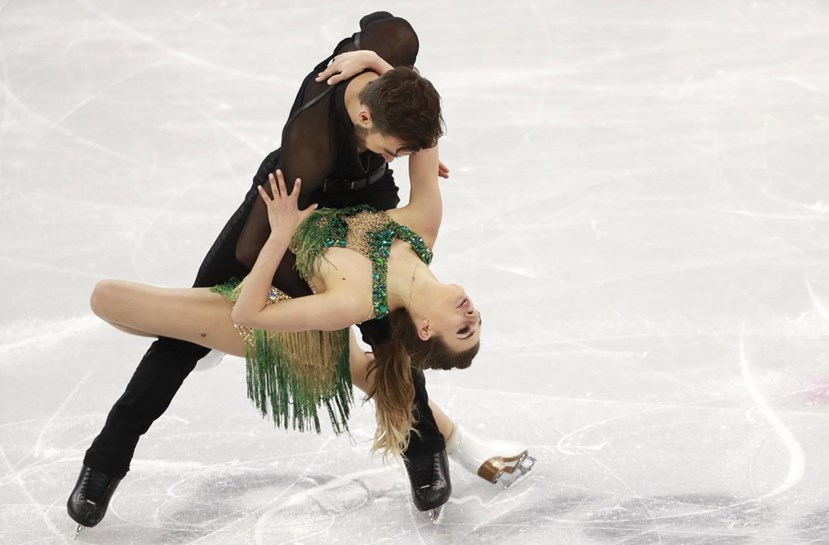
[438,160,450,179]
[315,50,392,85]
[258,170,317,240]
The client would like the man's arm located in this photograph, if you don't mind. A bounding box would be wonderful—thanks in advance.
[235,105,333,269]
[236,13,418,270]
[357,14,418,67]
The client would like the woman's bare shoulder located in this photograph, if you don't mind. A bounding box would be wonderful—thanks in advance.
[386,208,437,249]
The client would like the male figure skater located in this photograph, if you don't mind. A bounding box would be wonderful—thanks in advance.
[68,12,452,529]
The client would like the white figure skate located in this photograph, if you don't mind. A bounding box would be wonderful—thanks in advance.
[194,349,225,372]
[446,425,536,489]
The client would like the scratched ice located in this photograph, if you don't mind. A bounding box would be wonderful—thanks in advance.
[2,1,829,544]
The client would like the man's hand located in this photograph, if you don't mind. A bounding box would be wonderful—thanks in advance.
[257,170,317,241]
[315,50,394,85]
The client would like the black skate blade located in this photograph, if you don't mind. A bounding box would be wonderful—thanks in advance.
[428,504,444,524]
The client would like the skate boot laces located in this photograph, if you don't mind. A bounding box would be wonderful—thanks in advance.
[407,453,442,488]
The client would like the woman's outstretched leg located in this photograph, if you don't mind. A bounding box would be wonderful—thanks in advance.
[90,279,245,357]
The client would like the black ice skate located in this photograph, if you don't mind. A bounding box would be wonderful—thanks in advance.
[67,464,121,535]
[404,449,451,521]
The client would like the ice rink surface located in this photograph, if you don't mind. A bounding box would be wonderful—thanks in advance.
[2,1,829,543]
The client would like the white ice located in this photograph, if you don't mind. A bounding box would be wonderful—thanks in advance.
[2,1,829,544]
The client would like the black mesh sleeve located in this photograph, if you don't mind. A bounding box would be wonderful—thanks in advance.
[357,14,419,67]
[234,13,418,270]
[235,81,335,269]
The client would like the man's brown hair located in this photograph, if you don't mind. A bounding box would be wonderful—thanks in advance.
[359,66,445,153]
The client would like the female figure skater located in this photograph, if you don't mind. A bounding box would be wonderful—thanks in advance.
[88,144,534,523]
[90,145,479,459]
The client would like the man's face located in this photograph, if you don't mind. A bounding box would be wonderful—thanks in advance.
[355,125,413,164]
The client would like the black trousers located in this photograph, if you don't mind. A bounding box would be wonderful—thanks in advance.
[84,150,445,478]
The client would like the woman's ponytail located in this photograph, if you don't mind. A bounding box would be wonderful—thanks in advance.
[366,308,480,460]
[366,337,416,461]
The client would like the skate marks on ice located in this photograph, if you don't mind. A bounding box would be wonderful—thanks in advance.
[87,465,389,543]
[791,508,829,544]
[144,464,539,543]
[62,459,541,543]
[582,494,774,544]
[446,488,829,544]
[579,494,829,545]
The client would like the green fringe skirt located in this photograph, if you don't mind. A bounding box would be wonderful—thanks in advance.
[212,280,352,434]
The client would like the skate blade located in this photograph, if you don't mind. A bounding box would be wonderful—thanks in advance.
[496,453,536,490]
[428,504,444,524]
[74,524,82,540]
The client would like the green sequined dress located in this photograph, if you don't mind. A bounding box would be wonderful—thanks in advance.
[213,205,432,435]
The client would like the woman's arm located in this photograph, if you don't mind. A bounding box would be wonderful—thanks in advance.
[316,50,393,84]
[231,171,317,326]
[393,144,442,247]
[233,289,364,332]
[316,13,418,84]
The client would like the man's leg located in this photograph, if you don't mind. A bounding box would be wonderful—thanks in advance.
[68,150,281,529]
[340,177,450,513]
[81,338,209,478]
[354,316,449,514]
[400,369,452,515]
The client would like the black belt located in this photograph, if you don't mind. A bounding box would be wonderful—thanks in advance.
[322,164,388,193]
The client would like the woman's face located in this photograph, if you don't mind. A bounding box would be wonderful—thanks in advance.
[424,283,482,352]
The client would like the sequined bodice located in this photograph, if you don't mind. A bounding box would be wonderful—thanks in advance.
[290,205,432,320]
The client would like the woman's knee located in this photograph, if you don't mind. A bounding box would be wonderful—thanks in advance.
[89,279,122,319]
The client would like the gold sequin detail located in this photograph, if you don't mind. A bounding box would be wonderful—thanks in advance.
[235,286,292,349]
[343,209,393,261]
[306,209,391,322]
[344,210,394,322]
